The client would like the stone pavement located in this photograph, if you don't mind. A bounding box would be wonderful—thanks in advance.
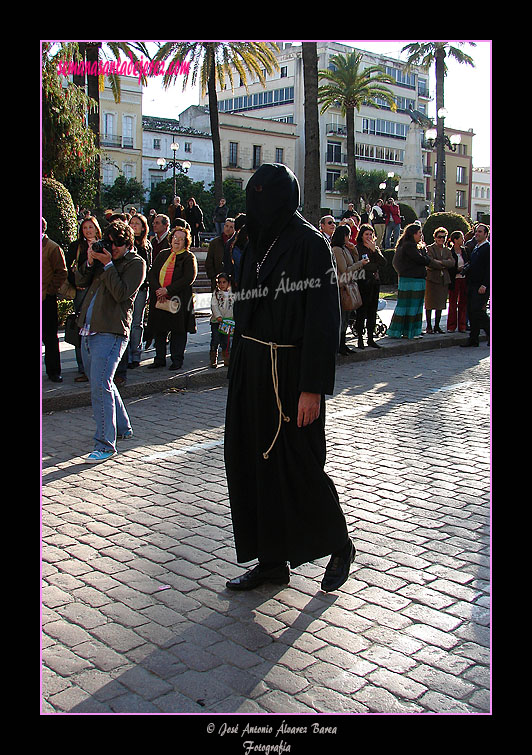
[41,342,491,718]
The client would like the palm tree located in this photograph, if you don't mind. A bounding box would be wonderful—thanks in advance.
[318,51,396,204]
[301,43,321,225]
[152,42,279,202]
[401,42,476,212]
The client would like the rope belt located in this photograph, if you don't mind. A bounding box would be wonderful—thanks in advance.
[241,335,297,460]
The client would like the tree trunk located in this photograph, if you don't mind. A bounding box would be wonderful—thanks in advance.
[346,106,357,204]
[86,42,101,209]
[207,46,223,204]
[301,42,321,225]
[434,45,446,212]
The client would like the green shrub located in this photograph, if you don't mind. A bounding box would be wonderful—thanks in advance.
[42,177,78,252]
[421,212,471,244]
[399,203,417,227]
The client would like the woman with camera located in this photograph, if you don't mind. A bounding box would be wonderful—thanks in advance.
[75,221,146,463]
[354,223,387,349]
[145,226,198,370]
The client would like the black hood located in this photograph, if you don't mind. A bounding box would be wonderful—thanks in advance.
[246,163,300,260]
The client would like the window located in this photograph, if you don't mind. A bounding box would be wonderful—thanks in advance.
[102,163,114,185]
[456,190,466,208]
[229,142,238,167]
[456,166,467,184]
[184,142,192,153]
[253,145,262,169]
[123,115,134,148]
[275,147,284,164]
[123,163,133,180]
[327,141,342,163]
[104,113,115,137]
[326,170,341,191]
[280,66,287,78]
[153,138,161,150]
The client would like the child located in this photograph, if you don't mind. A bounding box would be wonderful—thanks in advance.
[210,272,235,368]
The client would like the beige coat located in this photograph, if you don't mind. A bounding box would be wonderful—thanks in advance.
[425,242,454,309]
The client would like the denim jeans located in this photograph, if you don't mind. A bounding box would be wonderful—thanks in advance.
[128,287,148,363]
[385,222,401,249]
[81,333,131,452]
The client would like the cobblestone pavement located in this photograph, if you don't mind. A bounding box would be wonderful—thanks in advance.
[41,345,491,717]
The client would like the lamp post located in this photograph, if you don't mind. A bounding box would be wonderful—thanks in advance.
[424,109,461,213]
[379,171,398,198]
[156,142,191,199]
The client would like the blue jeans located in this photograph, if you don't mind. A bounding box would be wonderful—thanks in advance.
[128,287,148,363]
[385,222,401,249]
[81,333,131,452]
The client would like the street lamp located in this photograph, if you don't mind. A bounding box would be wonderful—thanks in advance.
[379,171,397,196]
[157,142,191,198]
[424,108,461,212]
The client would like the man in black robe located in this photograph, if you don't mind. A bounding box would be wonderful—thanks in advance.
[224,164,355,593]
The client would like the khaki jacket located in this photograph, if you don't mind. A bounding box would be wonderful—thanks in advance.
[425,242,454,287]
[42,236,67,300]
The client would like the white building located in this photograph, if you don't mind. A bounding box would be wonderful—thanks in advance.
[201,41,431,215]
[471,167,490,222]
[142,115,213,202]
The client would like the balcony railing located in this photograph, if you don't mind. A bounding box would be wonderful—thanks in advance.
[101,134,121,148]
[325,123,347,136]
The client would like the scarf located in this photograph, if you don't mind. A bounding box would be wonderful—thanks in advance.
[159,248,185,287]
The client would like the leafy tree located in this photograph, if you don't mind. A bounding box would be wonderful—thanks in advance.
[41,42,99,183]
[151,42,279,202]
[335,169,400,206]
[102,175,145,211]
[42,178,78,251]
[318,52,396,204]
[421,211,471,244]
[401,42,476,212]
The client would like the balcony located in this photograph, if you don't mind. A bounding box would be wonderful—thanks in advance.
[101,134,121,148]
[122,136,134,149]
[325,123,347,137]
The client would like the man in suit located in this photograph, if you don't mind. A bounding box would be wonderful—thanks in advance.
[461,223,490,347]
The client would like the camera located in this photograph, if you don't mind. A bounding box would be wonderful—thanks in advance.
[91,239,113,254]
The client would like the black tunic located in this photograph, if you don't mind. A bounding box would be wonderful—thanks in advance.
[224,164,348,568]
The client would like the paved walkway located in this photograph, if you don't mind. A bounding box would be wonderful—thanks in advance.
[41,337,491,718]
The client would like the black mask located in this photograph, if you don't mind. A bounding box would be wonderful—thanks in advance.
[246,163,300,260]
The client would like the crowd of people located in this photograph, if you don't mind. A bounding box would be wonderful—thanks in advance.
[43,188,490,463]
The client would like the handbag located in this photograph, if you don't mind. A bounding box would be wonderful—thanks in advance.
[64,313,81,347]
[340,281,362,312]
[155,297,180,314]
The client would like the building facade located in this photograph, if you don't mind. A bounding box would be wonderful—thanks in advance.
[423,127,475,218]
[471,167,490,222]
[200,42,432,215]
[179,105,298,189]
[142,115,213,202]
[100,75,143,187]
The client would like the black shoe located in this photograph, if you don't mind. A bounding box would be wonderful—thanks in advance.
[338,345,354,355]
[128,362,140,369]
[321,539,355,593]
[434,326,444,334]
[367,340,381,348]
[147,360,165,368]
[460,341,479,347]
[169,362,183,371]
[226,562,290,591]
[48,374,63,383]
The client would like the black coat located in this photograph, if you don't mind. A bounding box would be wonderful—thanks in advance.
[145,249,198,341]
[224,164,348,568]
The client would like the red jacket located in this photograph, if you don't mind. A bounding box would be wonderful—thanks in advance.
[384,203,401,224]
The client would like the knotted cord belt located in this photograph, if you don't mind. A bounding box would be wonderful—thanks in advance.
[241,335,297,460]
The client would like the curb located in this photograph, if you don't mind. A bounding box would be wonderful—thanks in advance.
[42,331,485,414]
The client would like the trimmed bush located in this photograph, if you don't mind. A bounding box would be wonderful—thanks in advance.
[421,212,471,244]
[399,203,417,227]
[42,177,78,251]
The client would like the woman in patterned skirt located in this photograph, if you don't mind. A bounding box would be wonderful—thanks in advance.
[387,224,431,339]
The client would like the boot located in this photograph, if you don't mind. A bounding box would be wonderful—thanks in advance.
[357,335,365,350]
[210,349,218,368]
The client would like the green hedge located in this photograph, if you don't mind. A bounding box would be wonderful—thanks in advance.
[42,177,78,252]
[421,212,471,244]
